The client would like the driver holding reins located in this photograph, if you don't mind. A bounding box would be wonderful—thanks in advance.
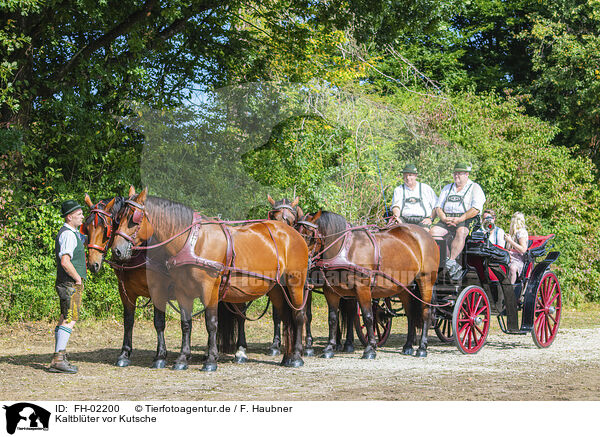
[430,162,486,278]
[390,163,438,228]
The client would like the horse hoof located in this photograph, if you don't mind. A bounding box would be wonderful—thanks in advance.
[115,358,130,367]
[321,350,335,359]
[233,355,248,364]
[402,347,414,356]
[303,348,315,357]
[283,358,304,368]
[266,347,281,357]
[343,344,355,353]
[201,362,217,372]
[151,359,166,369]
[172,362,188,371]
[415,349,427,358]
[361,350,376,360]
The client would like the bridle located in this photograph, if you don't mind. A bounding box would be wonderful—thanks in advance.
[296,217,323,262]
[267,203,298,226]
[115,198,149,245]
[82,200,115,253]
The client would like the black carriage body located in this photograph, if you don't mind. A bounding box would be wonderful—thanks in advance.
[436,229,559,334]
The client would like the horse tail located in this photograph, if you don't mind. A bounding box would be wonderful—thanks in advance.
[408,282,424,328]
[338,298,351,342]
[217,302,238,354]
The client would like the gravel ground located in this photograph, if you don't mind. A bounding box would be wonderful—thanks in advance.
[0,306,599,401]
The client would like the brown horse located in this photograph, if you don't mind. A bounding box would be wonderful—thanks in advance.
[82,190,174,368]
[267,195,357,355]
[299,210,439,358]
[111,188,309,371]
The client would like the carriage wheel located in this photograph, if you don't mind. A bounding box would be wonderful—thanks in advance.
[452,286,490,354]
[532,272,562,348]
[434,316,454,343]
[355,298,393,347]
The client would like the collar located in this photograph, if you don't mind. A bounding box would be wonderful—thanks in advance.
[63,223,78,232]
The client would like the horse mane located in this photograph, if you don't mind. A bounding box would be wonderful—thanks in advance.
[145,195,194,238]
[315,210,347,236]
[275,198,291,207]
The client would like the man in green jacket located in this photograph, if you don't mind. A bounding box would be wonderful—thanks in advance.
[49,200,86,373]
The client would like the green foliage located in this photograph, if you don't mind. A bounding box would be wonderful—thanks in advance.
[524,0,600,163]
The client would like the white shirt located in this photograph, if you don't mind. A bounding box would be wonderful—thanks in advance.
[58,223,79,259]
[436,180,486,214]
[391,182,438,219]
[488,226,506,248]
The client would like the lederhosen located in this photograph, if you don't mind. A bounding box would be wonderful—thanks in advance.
[439,182,480,232]
[400,183,429,227]
[55,226,86,322]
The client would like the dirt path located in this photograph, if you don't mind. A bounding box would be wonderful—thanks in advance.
[1,307,598,401]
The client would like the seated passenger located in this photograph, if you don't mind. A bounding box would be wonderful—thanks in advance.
[504,212,529,284]
[482,209,506,248]
[430,162,486,279]
[390,163,438,228]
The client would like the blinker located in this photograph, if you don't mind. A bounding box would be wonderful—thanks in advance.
[132,209,143,224]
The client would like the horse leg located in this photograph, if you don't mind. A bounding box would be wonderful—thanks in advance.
[415,274,434,358]
[151,306,167,368]
[267,306,282,356]
[116,284,135,367]
[321,289,340,359]
[356,291,377,360]
[234,304,248,364]
[201,303,219,372]
[269,287,291,366]
[172,296,193,371]
[400,293,416,355]
[303,290,315,357]
[342,298,355,353]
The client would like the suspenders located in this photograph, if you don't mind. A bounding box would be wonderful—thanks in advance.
[441,182,473,214]
[400,182,427,220]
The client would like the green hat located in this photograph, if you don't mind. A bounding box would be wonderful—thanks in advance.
[402,163,418,174]
[61,199,83,217]
[453,162,472,172]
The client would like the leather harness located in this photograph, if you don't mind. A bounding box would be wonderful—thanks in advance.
[164,213,285,301]
[314,225,382,292]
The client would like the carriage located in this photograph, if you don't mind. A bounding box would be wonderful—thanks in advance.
[353,226,562,354]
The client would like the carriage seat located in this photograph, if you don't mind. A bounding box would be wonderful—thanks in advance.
[485,234,555,281]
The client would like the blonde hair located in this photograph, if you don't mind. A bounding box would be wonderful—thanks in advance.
[509,212,526,238]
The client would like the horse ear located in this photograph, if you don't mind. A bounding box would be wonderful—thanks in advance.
[296,205,304,218]
[128,185,136,197]
[311,210,322,222]
[105,198,115,213]
[267,194,275,206]
[84,194,93,208]
[291,196,299,208]
[138,187,148,203]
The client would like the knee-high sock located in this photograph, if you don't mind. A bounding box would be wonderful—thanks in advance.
[55,325,72,352]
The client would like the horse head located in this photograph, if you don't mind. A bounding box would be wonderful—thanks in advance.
[112,186,154,262]
[296,210,323,258]
[267,195,303,227]
[82,194,120,273]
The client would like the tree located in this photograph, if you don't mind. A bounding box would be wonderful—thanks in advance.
[524,0,600,164]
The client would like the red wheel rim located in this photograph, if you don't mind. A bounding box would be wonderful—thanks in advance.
[453,286,490,354]
[532,272,561,348]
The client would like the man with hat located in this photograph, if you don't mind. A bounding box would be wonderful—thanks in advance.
[390,163,438,227]
[49,199,86,373]
[430,163,486,279]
